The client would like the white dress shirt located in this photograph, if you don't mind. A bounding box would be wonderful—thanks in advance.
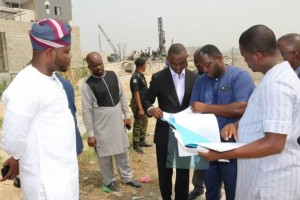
[169,67,186,105]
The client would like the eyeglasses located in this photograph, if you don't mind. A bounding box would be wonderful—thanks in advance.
[281,51,300,56]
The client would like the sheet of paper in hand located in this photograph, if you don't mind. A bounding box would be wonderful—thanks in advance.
[162,107,247,157]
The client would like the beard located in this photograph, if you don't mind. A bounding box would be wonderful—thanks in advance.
[54,57,70,72]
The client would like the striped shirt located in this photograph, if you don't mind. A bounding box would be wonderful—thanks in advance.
[236,61,300,200]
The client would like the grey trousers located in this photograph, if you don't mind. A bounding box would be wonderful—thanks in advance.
[97,148,133,185]
[192,169,205,193]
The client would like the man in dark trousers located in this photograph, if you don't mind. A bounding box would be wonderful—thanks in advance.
[143,43,198,200]
[130,57,152,153]
[188,47,205,200]
[190,44,254,200]
[56,73,83,155]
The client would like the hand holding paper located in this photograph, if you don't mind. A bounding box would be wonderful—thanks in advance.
[221,123,239,141]
[163,107,247,157]
[149,107,163,119]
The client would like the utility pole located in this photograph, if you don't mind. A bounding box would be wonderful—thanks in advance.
[158,17,166,56]
[122,43,126,60]
[98,27,102,52]
[231,47,234,66]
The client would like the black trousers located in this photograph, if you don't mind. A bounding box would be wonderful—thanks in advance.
[156,144,190,200]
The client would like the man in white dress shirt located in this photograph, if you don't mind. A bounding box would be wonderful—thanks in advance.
[1,19,79,200]
[198,25,300,200]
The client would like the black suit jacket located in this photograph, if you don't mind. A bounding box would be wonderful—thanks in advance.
[143,67,198,146]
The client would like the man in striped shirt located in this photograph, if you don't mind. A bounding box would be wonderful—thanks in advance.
[199,25,300,200]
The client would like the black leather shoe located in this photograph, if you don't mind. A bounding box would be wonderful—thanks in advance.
[188,190,204,200]
[139,138,152,147]
[133,142,143,153]
[126,179,142,188]
[106,181,120,192]
[139,141,152,147]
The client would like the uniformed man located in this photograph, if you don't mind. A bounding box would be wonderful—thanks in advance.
[130,57,152,153]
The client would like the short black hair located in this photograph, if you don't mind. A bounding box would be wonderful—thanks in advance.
[198,44,222,58]
[135,57,146,67]
[277,33,300,49]
[168,43,187,56]
[239,24,277,55]
[278,33,300,42]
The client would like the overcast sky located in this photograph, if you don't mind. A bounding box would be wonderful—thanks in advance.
[72,0,300,55]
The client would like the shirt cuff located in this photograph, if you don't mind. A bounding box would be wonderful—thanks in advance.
[12,156,20,160]
[124,113,131,119]
[87,129,95,137]
[147,107,154,116]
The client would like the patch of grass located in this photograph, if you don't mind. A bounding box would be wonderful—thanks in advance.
[78,146,98,166]
[80,67,90,79]
[73,85,79,92]
[81,133,88,140]
[0,79,10,96]
[71,67,90,83]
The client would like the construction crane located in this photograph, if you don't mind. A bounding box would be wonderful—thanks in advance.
[158,17,166,56]
[98,25,120,62]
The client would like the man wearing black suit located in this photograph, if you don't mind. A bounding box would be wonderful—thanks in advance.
[143,43,198,200]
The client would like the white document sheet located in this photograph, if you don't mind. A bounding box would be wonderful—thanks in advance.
[165,107,247,156]
[197,142,247,152]
[173,129,208,157]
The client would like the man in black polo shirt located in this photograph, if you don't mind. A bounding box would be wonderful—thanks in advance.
[130,57,152,153]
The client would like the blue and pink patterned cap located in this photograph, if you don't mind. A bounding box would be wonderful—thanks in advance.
[29,18,72,50]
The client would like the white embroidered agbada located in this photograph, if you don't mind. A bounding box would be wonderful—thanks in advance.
[1,65,79,200]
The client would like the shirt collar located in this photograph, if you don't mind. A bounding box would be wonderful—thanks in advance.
[169,67,186,77]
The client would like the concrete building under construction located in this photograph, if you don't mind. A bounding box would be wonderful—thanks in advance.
[0,0,82,85]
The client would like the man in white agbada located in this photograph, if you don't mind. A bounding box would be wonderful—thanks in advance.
[198,25,300,200]
[1,19,79,200]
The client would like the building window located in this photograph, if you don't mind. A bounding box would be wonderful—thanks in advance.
[5,2,19,8]
[54,7,61,16]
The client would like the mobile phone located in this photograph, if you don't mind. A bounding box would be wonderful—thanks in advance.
[1,165,10,177]
[125,124,131,130]
[13,177,21,188]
